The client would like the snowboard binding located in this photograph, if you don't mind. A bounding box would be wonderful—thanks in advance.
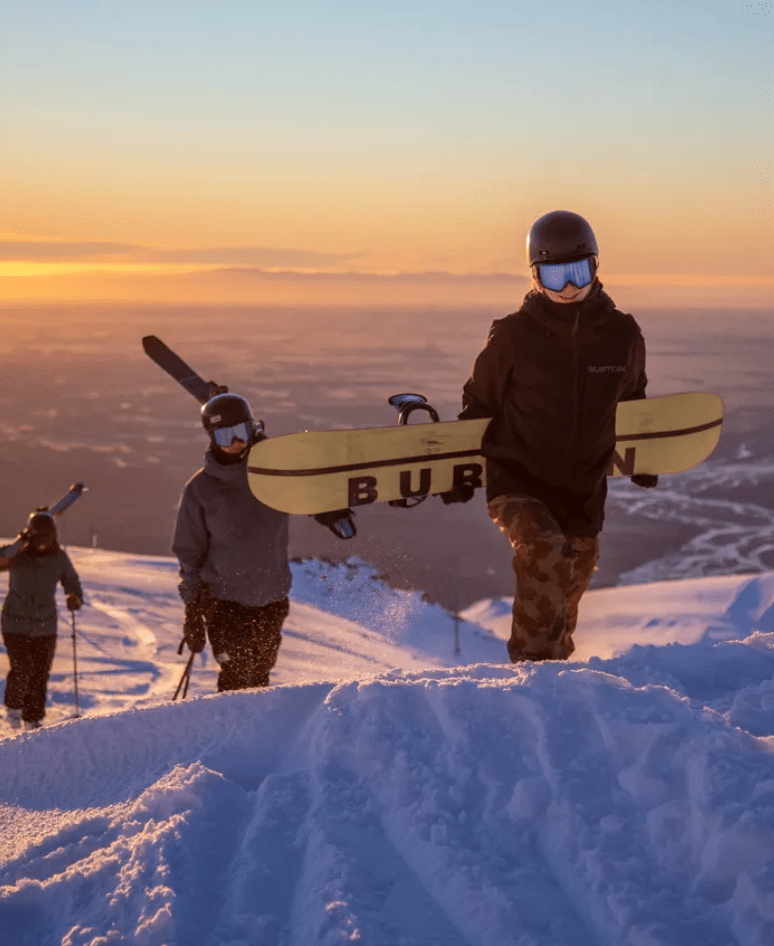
[387,394,440,507]
[387,393,440,426]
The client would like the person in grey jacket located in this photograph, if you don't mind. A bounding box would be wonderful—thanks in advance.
[173,392,355,692]
[1,511,83,729]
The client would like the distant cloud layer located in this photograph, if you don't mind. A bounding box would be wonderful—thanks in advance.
[0,240,363,269]
[0,241,133,260]
[137,247,364,268]
[204,267,525,282]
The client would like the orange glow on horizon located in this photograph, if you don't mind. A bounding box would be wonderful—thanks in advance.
[0,262,210,278]
[2,263,773,311]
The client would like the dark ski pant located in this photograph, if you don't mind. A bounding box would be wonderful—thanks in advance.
[488,494,599,662]
[207,597,290,691]
[2,632,57,723]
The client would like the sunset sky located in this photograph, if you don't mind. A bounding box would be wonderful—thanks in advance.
[1,0,772,307]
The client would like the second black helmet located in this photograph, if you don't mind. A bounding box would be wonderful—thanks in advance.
[201,393,258,449]
[26,511,57,537]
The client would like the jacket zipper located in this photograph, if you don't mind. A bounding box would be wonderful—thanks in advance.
[567,309,581,478]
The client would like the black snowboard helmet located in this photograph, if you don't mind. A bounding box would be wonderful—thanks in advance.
[24,510,59,553]
[201,393,259,451]
[26,511,57,538]
[526,211,599,266]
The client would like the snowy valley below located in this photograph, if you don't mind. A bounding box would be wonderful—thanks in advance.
[1,548,774,945]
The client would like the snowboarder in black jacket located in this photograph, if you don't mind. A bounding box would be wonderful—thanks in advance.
[451,211,657,663]
[173,392,355,692]
[1,512,82,729]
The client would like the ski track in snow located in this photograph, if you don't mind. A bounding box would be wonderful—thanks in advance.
[1,551,774,945]
[608,457,774,583]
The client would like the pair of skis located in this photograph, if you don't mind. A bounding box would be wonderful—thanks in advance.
[142,335,437,422]
[39,482,86,519]
[3,483,87,558]
[142,335,432,519]
[142,335,229,405]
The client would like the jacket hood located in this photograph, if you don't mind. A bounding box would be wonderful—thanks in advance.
[27,544,61,559]
[523,279,611,308]
[174,446,291,609]
[520,281,616,328]
[203,448,250,486]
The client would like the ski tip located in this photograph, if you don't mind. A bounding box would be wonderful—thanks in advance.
[69,483,86,492]
[141,335,160,351]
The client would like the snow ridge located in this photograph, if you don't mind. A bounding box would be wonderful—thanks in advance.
[1,551,774,945]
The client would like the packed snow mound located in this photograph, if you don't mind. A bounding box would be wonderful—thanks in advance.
[466,569,774,660]
[1,551,774,946]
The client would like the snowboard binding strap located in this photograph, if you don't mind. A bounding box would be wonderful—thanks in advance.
[387,393,440,426]
[387,394,440,507]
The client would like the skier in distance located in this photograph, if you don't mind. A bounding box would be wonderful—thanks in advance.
[1,511,83,729]
[172,392,355,692]
[444,210,657,663]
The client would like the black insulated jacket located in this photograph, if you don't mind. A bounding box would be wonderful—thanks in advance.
[460,284,647,531]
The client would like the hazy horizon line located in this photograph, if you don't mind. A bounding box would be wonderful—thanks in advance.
[2,298,773,313]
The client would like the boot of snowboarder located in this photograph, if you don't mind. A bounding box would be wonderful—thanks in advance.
[2,511,83,728]
[173,392,355,693]
[454,210,657,662]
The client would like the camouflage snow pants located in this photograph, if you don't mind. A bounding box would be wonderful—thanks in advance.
[488,494,599,663]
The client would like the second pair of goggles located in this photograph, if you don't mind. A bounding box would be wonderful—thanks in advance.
[537,257,596,291]
[212,421,254,448]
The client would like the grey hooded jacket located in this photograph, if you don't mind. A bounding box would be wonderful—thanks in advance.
[172,449,291,608]
[1,547,83,638]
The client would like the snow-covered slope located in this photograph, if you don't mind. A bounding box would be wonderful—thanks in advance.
[1,549,774,946]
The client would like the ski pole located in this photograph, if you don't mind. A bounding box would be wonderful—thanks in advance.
[453,589,461,657]
[173,653,195,701]
[71,609,81,718]
[452,556,461,657]
[182,659,193,700]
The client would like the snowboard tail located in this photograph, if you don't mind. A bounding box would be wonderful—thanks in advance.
[606,395,723,478]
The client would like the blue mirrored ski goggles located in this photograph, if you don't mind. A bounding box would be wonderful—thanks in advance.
[212,421,253,447]
[537,257,595,291]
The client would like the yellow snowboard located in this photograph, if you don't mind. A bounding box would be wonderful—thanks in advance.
[247,392,723,515]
